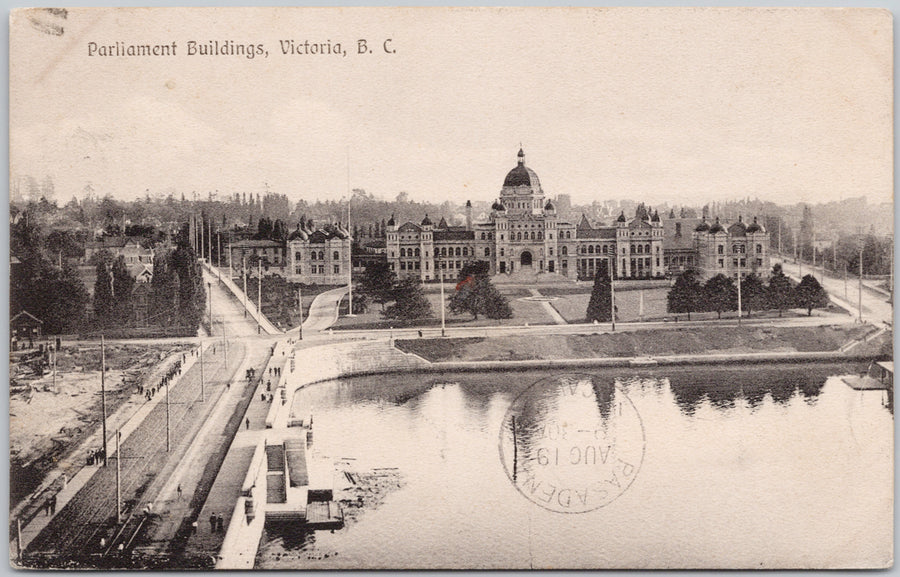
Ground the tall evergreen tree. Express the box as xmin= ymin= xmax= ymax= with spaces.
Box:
xmin=149 ymin=250 xmax=179 ymax=326
xmin=767 ymin=263 xmax=795 ymax=317
xmin=739 ymin=273 xmax=766 ymax=318
xmin=383 ymin=278 xmax=432 ymax=320
xmin=703 ymin=274 xmax=738 ymax=319
xmin=448 ymin=261 xmax=512 ymax=320
xmin=667 ymin=268 xmax=703 ymax=320
xmin=795 ymin=274 xmax=830 ymax=316
xmin=110 ymin=255 xmax=135 ymax=325
xmin=171 ymin=223 xmax=206 ymax=334
xmin=93 ymin=251 xmax=115 ymax=326
xmin=586 ymin=261 xmax=612 ymax=322
xmin=360 ymin=261 xmax=397 ymax=311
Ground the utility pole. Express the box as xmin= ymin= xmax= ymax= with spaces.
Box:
xmin=165 ymin=376 xmax=170 ymax=452
xmin=217 ymin=232 xmax=222 ymax=269
xmin=345 ymin=183 xmax=354 ymax=317
xmin=242 ymin=257 xmax=248 ymax=318
xmin=208 ymin=281 xmax=213 ymax=331
xmin=737 ymin=264 xmax=742 ymax=326
xmin=115 ymin=429 xmax=122 ymax=523
xmin=199 ymin=340 xmax=204 ymax=402
xmin=100 ymin=335 xmax=108 ymax=467
xmin=208 ymin=218 xmax=213 ymax=263
xmin=858 ymin=236 xmax=864 ymax=323
xmin=257 ymin=259 xmax=262 ymax=334
xmin=228 ymin=241 xmax=233 ymax=280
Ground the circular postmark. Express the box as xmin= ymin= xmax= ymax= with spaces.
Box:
xmin=498 ymin=373 xmax=645 ymax=513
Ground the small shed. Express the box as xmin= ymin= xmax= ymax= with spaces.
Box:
xmin=10 ymin=310 xmax=43 ymax=347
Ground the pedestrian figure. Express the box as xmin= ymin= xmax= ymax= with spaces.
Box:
xmin=266 ymin=381 xmax=271 ymax=392
xmin=50 ymin=494 xmax=57 ymax=514
xmin=210 ymin=513 xmax=217 ymax=532
xmin=216 ymin=515 xmax=224 ymax=533
xmin=177 ymin=484 xmax=183 ymax=500
xmin=261 ymin=393 xmax=266 ymax=401
xmin=191 ymin=520 xmax=198 ymax=535
xmin=245 ymin=417 xmax=250 ymax=430
xmin=100 ymin=537 xmax=106 ymax=549
xmin=45 ymin=500 xmax=51 ymax=516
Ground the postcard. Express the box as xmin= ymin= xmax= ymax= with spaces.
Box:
xmin=9 ymin=6 xmax=893 ymax=569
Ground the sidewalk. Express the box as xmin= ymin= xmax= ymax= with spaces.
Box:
xmin=181 ymin=340 xmax=287 ymax=564
xmin=203 ymin=264 xmax=280 ymax=335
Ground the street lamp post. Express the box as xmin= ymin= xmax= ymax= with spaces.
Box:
xmin=100 ymin=335 xmax=108 ymax=467
xmin=440 ymin=268 xmax=446 ymax=337
xmin=297 ymin=284 xmax=304 ymax=341
xmin=609 ymin=259 xmax=616 ymax=332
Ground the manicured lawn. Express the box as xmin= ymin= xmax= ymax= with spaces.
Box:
xmin=395 ymin=324 xmax=876 ymax=362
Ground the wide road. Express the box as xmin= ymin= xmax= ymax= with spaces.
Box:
xmin=24 ymin=338 xmax=250 ymax=561
xmin=773 ymin=256 xmax=893 ymax=326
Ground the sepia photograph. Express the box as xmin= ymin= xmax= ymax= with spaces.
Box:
xmin=8 ymin=6 xmax=894 ymax=569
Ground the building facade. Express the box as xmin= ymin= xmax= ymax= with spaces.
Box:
xmin=385 ymin=149 xmax=770 ymax=282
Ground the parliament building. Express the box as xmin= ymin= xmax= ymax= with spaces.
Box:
xmin=386 ymin=149 xmax=771 ymax=282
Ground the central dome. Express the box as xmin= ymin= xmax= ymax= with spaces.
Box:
xmin=503 ymin=148 xmax=541 ymax=189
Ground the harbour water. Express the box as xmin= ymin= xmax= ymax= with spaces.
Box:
xmin=257 ymin=363 xmax=893 ymax=569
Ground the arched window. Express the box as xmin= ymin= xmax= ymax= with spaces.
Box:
xmin=588 ymin=245 xmax=594 ymax=254
xmin=311 ymin=252 xmax=317 ymax=261
xmin=500 ymin=248 xmax=505 ymax=256
xmin=718 ymin=245 xmax=724 ymax=255
xmin=488 ymin=233 xmax=493 ymax=240
xmin=462 ymin=247 xmax=468 ymax=257
xmin=581 ymin=246 xmax=587 ymax=254
xmin=400 ymin=248 xmax=406 ymax=257
xmin=756 ymin=244 xmax=763 ymax=254
xmin=455 ymin=247 xmax=461 ymax=257
xmin=441 ymin=247 xmax=447 ymax=257
xmin=566 ymin=231 xmax=571 ymax=239
xmin=481 ymin=232 xmax=486 ymax=240
xmin=517 ymin=232 xmax=522 ymax=241
xmin=333 ymin=251 xmax=339 ymax=260
xmin=415 ymin=248 xmax=420 ymax=257
xmin=538 ymin=232 xmax=543 ymax=240
xmin=645 ymin=244 xmax=650 ymax=253
xmin=485 ymin=247 xmax=491 ymax=257
xmin=637 ymin=245 xmax=643 ymax=254
xmin=561 ymin=246 xmax=568 ymax=256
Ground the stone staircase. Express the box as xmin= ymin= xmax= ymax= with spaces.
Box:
xmin=493 ymin=269 xmax=574 ymax=285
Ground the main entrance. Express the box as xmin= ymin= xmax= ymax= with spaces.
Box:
xmin=520 ymin=251 xmax=533 ymax=267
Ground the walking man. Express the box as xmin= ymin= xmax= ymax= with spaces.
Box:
xmin=245 ymin=417 xmax=250 ymax=430
xmin=210 ymin=512 xmax=217 ymax=532
xmin=177 ymin=484 xmax=183 ymax=500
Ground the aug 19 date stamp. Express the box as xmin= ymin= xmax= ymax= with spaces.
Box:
xmin=498 ymin=373 xmax=645 ymax=513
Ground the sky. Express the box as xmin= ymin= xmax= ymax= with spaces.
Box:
xmin=9 ymin=7 xmax=893 ymax=207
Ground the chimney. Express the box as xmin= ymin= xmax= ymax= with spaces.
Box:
xmin=465 ymin=200 xmax=473 ymax=231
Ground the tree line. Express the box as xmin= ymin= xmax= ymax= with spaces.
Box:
xmin=12 ymin=213 xmax=206 ymax=336
xmin=666 ymin=264 xmax=829 ymax=320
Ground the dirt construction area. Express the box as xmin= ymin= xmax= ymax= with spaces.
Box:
xmin=10 ymin=342 xmax=193 ymax=511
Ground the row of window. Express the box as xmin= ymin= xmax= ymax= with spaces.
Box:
xmin=294 ymin=250 xmax=342 ymax=261
xmin=716 ymin=244 xmax=764 ymax=255
xmin=293 ymin=264 xmax=340 ymax=275
xmin=716 ymin=258 xmax=764 ymax=268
